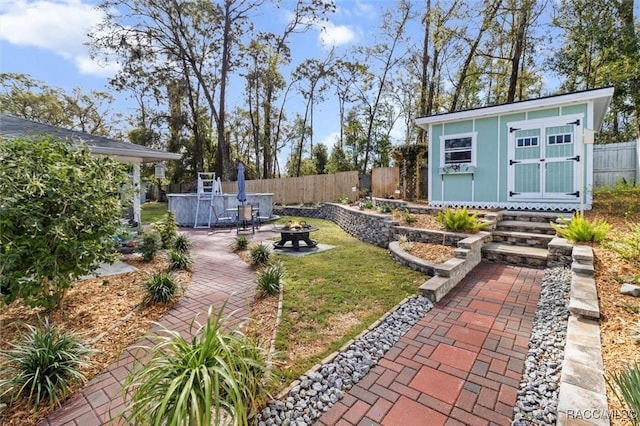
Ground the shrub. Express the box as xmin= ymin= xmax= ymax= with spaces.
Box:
xmin=593 ymin=180 xmax=640 ymax=219
xmin=604 ymin=223 xmax=640 ymax=260
xmin=168 ymin=249 xmax=192 ymax=271
xmin=0 ymin=318 xmax=94 ymax=409
xmin=606 ymin=362 xmax=640 ymax=425
xmin=140 ymin=231 xmax=162 ymax=261
xmin=235 ymin=235 xmax=249 ymax=251
xmin=550 ymin=213 xmax=610 ymax=242
xmin=257 ymin=263 xmax=284 ymax=298
xmin=250 ymin=244 xmax=271 ymax=266
xmin=173 ymin=234 xmax=192 ymax=254
xmin=436 ymin=207 xmax=488 ymax=232
xmin=396 ymin=234 xmax=413 ymax=251
xmin=153 ymin=211 xmax=178 ymax=249
xmin=402 ymin=208 xmax=416 ymax=224
xmin=337 ymin=195 xmax=350 ymax=204
xmin=378 ymin=204 xmax=393 ymax=214
xmin=142 ymin=272 xmax=179 ymax=305
xmin=0 ymin=136 xmax=129 ymax=309
xmin=119 ymin=304 xmax=270 ymax=425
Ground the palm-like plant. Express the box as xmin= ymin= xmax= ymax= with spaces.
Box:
xmin=119 ymin=304 xmax=270 ymax=425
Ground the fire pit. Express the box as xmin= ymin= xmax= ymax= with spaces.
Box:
xmin=273 ymin=221 xmax=318 ymax=251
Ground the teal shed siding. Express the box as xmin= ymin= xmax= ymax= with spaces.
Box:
xmin=421 ymin=90 xmax=609 ymax=211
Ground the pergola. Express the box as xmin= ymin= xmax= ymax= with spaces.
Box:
xmin=0 ymin=114 xmax=181 ymax=224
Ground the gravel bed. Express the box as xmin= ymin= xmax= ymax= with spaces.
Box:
xmin=257 ymin=296 xmax=434 ymax=426
xmin=512 ymin=266 xmax=571 ymax=425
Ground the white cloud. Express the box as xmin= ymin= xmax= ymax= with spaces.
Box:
xmin=318 ymin=21 xmax=357 ymax=48
xmin=0 ymin=0 xmax=116 ymax=77
xmin=317 ymin=130 xmax=341 ymax=149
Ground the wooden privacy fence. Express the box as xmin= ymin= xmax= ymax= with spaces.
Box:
xmin=372 ymin=167 xmax=400 ymax=198
xmin=593 ymin=139 xmax=640 ymax=186
xmin=220 ymin=171 xmax=360 ymax=204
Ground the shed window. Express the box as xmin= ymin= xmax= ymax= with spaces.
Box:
xmin=441 ymin=134 xmax=475 ymax=165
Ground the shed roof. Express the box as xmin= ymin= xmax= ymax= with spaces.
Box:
xmin=415 ymin=86 xmax=615 ymax=130
xmin=0 ymin=114 xmax=181 ymax=162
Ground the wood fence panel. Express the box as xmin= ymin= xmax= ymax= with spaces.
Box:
xmin=372 ymin=167 xmax=399 ymax=198
xmin=219 ymin=171 xmax=359 ymax=204
xmin=593 ymin=139 xmax=640 ymax=186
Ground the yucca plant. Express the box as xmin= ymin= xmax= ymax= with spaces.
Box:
xmin=173 ymin=234 xmax=192 ymax=254
xmin=0 ymin=318 xmax=94 ymax=410
xmin=140 ymin=231 xmax=162 ymax=261
xmin=436 ymin=207 xmax=488 ymax=232
xmin=257 ymin=263 xmax=284 ymax=298
xmin=142 ymin=272 xmax=179 ymax=305
xmin=250 ymin=244 xmax=271 ymax=266
xmin=119 ymin=304 xmax=270 ymax=425
xmin=606 ymin=362 xmax=640 ymax=425
xmin=550 ymin=213 xmax=610 ymax=242
xmin=168 ymin=249 xmax=192 ymax=271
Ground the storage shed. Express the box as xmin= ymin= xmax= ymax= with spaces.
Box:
xmin=415 ymin=87 xmax=614 ymax=211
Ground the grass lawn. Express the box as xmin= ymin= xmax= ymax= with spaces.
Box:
xmin=141 ymin=201 xmax=168 ymax=224
xmin=267 ymin=216 xmax=426 ymax=389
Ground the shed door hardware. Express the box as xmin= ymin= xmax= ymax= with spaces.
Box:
xmin=566 ymin=155 xmax=580 ymax=162
xmin=509 ymin=191 xmax=521 ymax=196
xmin=509 ymin=159 xmax=521 ymax=165
xmin=566 ymin=191 xmax=580 ymax=197
xmin=566 ymin=119 xmax=580 ymax=126
xmin=509 ymin=127 xmax=521 ymax=133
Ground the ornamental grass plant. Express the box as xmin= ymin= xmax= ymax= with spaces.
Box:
xmin=119 ymin=304 xmax=270 ymax=426
xmin=0 ymin=318 xmax=94 ymax=410
xmin=551 ymin=212 xmax=610 ymax=242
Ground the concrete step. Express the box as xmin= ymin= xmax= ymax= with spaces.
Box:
xmin=490 ymin=230 xmax=554 ymax=249
xmin=499 ymin=210 xmax=572 ymax=223
xmin=496 ymin=220 xmax=557 ymax=235
xmin=482 ymin=242 xmax=548 ymax=268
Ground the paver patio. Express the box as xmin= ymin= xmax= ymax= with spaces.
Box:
xmin=41 ymin=226 xmax=544 ymax=425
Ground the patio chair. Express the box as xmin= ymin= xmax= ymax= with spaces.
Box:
xmin=211 ymin=205 xmax=234 ymax=232
xmin=237 ymin=204 xmax=256 ymax=235
xmin=251 ymin=203 xmax=271 ymax=228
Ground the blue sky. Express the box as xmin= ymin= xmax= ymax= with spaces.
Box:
xmin=0 ymin=0 xmax=402 ymax=152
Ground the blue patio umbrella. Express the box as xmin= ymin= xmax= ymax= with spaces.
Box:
xmin=237 ymin=162 xmax=247 ymax=204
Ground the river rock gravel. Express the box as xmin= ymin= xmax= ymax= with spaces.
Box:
xmin=512 ymin=267 xmax=571 ymax=425
xmin=257 ymin=295 xmax=434 ymax=426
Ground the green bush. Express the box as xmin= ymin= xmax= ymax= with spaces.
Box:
xmin=378 ymin=204 xmax=393 ymax=214
xmin=337 ymin=195 xmax=350 ymax=204
xmin=235 ymin=235 xmax=249 ymax=251
xmin=604 ymin=223 xmax=640 ymax=260
xmin=173 ymin=234 xmax=192 ymax=254
xmin=257 ymin=263 xmax=284 ymax=298
xmin=119 ymin=304 xmax=270 ymax=425
xmin=142 ymin=272 xmax=179 ymax=305
xmin=0 ymin=136 xmax=129 ymax=309
xmin=0 ymin=318 xmax=94 ymax=409
xmin=153 ymin=211 xmax=178 ymax=249
xmin=606 ymin=362 xmax=640 ymax=425
xmin=402 ymin=208 xmax=416 ymax=224
xmin=436 ymin=207 xmax=488 ymax=232
xmin=593 ymin=180 xmax=640 ymax=219
xmin=250 ymin=244 xmax=271 ymax=266
xmin=168 ymin=249 xmax=192 ymax=271
xmin=550 ymin=213 xmax=610 ymax=242
xmin=140 ymin=231 xmax=162 ymax=261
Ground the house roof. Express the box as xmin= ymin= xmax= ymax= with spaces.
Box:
xmin=415 ymin=86 xmax=615 ymax=130
xmin=0 ymin=114 xmax=181 ymax=162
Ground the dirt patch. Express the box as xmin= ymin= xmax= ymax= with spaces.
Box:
xmin=0 ymin=253 xmax=191 ymax=426
xmin=405 ymin=242 xmax=456 ymax=263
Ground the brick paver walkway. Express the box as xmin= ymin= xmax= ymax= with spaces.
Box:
xmin=42 ymin=227 xmax=544 ymax=426
xmin=41 ymin=227 xmax=269 ymax=425
xmin=316 ymin=263 xmax=544 ymax=426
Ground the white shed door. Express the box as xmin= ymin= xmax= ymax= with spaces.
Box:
xmin=508 ymin=116 xmax=582 ymax=201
